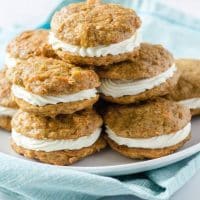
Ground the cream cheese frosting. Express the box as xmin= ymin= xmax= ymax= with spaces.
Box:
xmin=12 ymin=128 xmax=101 ymax=152
xmin=0 ymin=105 xmax=17 ymax=117
xmin=179 ymin=98 xmax=200 ymax=109
xmin=99 ymin=64 xmax=177 ymax=98
xmin=5 ymin=53 xmax=21 ymax=68
xmin=12 ymin=85 xmax=97 ymax=106
xmin=106 ymin=123 xmax=191 ymax=149
xmin=48 ymin=31 xmax=141 ymax=57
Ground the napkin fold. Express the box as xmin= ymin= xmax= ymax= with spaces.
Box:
xmin=0 ymin=0 xmax=200 ymax=200
xmin=0 ymin=153 xmax=200 ymax=200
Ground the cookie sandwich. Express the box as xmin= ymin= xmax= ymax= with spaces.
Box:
xmin=104 ymin=98 xmax=191 ymax=159
xmin=49 ymin=0 xmax=141 ymax=66
xmin=98 ymin=43 xmax=179 ymax=104
xmin=9 ymin=57 xmax=100 ymax=116
xmin=0 ymin=69 xmax=18 ymax=131
xmin=5 ymin=29 xmax=56 ymax=69
xmin=168 ymin=59 xmax=200 ymax=116
xmin=11 ymin=109 xmax=106 ymax=165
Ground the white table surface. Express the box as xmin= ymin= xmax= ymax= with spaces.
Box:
xmin=0 ymin=0 xmax=200 ymax=199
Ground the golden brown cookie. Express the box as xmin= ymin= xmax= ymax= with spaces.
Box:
xmin=106 ymin=134 xmax=191 ymax=159
xmin=98 ymin=43 xmax=179 ymax=104
xmin=167 ymin=59 xmax=200 ymax=116
xmin=104 ymin=98 xmax=191 ymax=159
xmin=11 ymin=109 xmax=106 ymax=165
xmin=49 ymin=0 xmax=141 ymax=66
xmin=8 ymin=57 xmax=100 ymax=116
xmin=6 ymin=30 xmax=57 ymax=68
xmin=12 ymin=109 xmax=103 ymax=139
xmin=11 ymin=137 xmax=106 ymax=165
xmin=0 ymin=69 xmax=18 ymax=131
xmin=97 ymin=43 xmax=174 ymax=80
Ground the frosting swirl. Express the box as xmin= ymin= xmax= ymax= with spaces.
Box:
xmin=49 ymin=31 xmax=141 ymax=57
xmin=12 ymin=85 xmax=97 ymax=106
xmin=99 ymin=64 xmax=176 ymax=98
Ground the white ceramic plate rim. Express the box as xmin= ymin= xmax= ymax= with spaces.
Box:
xmin=1 ymin=141 xmax=200 ymax=176
xmin=67 ymin=142 xmax=200 ymax=175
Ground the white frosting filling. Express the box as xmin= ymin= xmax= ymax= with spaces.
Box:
xmin=106 ymin=123 xmax=191 ymax=149
xmin=12 ymin=85 xmax=97 ymax=106
xmin=48 ymin=31 xmax=141 ymax=57
xmin=179 ymin=98 xmax=200 ymax=109
xmin=0 ymin=105 xmax=17 ymax=117
xmin=5 ymin=53 xmax=20 ymax=68
xmin=99 ymin=64 xmax=177 ymax=98
xmin=12 ymin=128 xmax=101 ymax=152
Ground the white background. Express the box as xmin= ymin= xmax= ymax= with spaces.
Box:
xmin=0 ymin=0 xmax=199 ymax=200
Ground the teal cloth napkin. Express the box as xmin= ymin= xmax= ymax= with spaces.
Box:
xmin=0 ymin=152 xmax=200 ymax=200
xmin=0 ymin=0 xmax=200 ymax=200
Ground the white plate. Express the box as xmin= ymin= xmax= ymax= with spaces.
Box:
xmin=0 ymin=116 xmax=200 ymax=176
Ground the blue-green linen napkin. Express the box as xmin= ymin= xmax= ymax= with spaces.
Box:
xmin=0 ymin=0 xmax=200 ymax=200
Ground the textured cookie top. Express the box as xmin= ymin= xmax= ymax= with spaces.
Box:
xmin=8 ymin=57 xmax=100 ymax=95
xmin=7 ymin=30 xmax=56 ymax=59
xmin=104 ymin=98 xmax=191 ymax=138
xmin=12 ymin=109 xmax=103 ymax=139
xmin=169 ymin=59 xmax=200 ymax=100
xmin=51 ymin=1 xmax=141 ymax=47
xmin=0 ymin=69 xmax=18 ymax=108
xmin=97 ymin=43 xmax=174 ymax=80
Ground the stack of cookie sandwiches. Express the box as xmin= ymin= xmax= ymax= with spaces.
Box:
xmin=8 ymin=57 xmax=106 ymax=165
xmin=99 ymin=44 xmax=192 ymax=159
xmin=48 ymin=0 xmax=192 ymax=160
xmin=5 ymin=16 xmax=106 ymax=164
xmin=3 ymin=0 xmax=193 ymax=164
